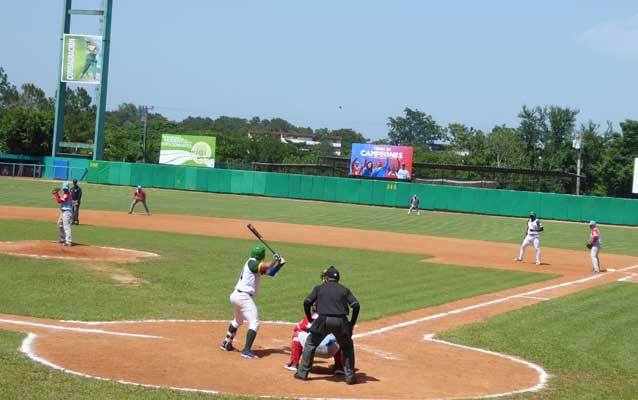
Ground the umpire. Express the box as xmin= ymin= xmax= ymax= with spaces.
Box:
xmin=294 ymin=266 xmax=360 ymax=385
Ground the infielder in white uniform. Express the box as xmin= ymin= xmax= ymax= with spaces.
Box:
xmin=219 ymin=244 xmax=286 ymax=359
xmin=515 ymin=211 xmax=544 ymax=265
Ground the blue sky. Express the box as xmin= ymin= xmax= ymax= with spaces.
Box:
xmin=2 ymin=0 xmax=638 ymax=139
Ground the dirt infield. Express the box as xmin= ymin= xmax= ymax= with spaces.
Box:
xmin=1 ymin=206 xmax=638 ymax=399
xmin=0 ymin=240 xmax=158 ymax=264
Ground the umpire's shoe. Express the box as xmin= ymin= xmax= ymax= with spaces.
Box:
xmin=293 ymin=372 xmax=308 ymax=381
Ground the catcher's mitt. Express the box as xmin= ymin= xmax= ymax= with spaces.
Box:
xmin=51 ymin=188 xmax=60 ymax=194
xmin=586 ymin=243 xmax=593 ymax=249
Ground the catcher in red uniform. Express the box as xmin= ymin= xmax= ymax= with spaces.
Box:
xmin=284 ymin=305 xmax=345 ymax=374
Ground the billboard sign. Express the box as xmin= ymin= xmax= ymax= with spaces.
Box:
xmin=633 ymin=158 xmax=638 ymax=194
xmin=349 ymin=143 xmax=414 ymax=180
xmin=159 ymin=134 xmax=216 ymax=167
xmin=61 ymin=34 xmax=103 ymax=84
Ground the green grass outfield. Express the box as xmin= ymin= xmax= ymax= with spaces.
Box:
xmin=0 ymin=219 xmax=551 ymax=399
xmin=1 ymin=178 xmax=637 ymax=255
xmin=440 ymin=282 xmax=638 ymax=399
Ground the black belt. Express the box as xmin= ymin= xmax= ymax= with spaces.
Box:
xmin=321 ymin=314 xmax=347 ymax=318
xmin=236 ymin=289 xmax=253 ymax=297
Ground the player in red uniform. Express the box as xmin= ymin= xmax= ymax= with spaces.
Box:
xmin=284 ymin=305 xmax=344 ymax=374
xmin=128 ymin=185 xmax=151 ymax=215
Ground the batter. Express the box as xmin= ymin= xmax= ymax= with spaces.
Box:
xmin=219 ymin=244 xmax=286 ymax=359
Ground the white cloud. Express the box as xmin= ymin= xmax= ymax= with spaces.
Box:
xmin=579 ymin=14 xmax=638 ymax=58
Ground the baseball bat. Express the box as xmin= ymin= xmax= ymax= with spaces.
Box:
xmin=246 ymin=224 xmax=277 ymax=254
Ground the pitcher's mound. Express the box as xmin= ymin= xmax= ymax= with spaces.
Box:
xmin=0 ymin=240 xmax=158 ymax=263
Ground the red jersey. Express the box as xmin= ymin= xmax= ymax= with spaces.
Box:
xmin=54 ymin=191 xmax=72 ymax=204
xmin=291 ymin=312 xmax=319 ymax=340
xmin=590 ymin=227 xmax=600 ymax=244
xmin=133 ymin=189 xmax=146 ymax=200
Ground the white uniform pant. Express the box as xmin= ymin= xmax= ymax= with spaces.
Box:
xmin=590 ymin=245 xmax=601 ymax=271
xmin=519 ymin=235 xmax=541 ymax=263
xmin=57 ymin=210 xmax=73 ymax=244
xmin=229 ymin=291 xmax=259 ymax=332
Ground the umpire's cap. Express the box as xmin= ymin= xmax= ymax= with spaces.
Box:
xmin=324 ymin=265 xmax=340 ymax=281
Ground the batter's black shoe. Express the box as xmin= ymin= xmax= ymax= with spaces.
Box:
xmin=219 ymin=341 xmax=234 ymax=352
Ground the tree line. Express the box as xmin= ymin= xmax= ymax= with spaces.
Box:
xmin=1 ymin=67 xmax=636 ymax=197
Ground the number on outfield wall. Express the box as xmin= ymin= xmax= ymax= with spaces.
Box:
xmin=386 ymin=183 xmax=397 ymax=191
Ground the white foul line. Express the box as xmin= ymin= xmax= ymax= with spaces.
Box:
xmin=515 ymin=295 xmax=550 ymax=301
xmin=424 ymin=334 xmax=548 ymax=398
xmin=0 ymin=319 xmax=162 ymax=339
xmin=352 ymin=267 xmax=638 ymax=339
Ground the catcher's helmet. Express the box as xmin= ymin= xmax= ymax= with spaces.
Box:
xmin=324 ymin=266 xmax=340 ymax=281
xmin=251 ymin=244 xmax=266 ymax=260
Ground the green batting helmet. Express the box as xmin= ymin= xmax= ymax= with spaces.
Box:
xmin=251 ymin=245 xmax=266 ymax=260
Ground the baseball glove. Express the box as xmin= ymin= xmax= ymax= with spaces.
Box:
xmin=51 ymin=188 xmax=60 ymax=194
xmin=586 ymin=243 xmax=593 ymax=249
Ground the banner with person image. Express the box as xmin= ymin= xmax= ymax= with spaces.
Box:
xmin=349 ymin=143 xmax=414 ymax=181
xmin=61 ymin=34 xmax=103 ymax=84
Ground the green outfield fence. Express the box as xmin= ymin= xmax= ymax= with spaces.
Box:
xmin=83 ymin=160 xmax=638 ymax=226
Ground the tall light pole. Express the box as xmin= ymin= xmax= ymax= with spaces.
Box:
xmin=573 ymin=130 xmax=584 ymax=195
xmin=142 ymin=105 xmax=154 ymax=163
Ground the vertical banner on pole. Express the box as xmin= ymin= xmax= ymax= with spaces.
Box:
xmin=633 ymin=158 xmax=638 ymax=194
xmin=61 ymin=34 xmax=103 ymax=84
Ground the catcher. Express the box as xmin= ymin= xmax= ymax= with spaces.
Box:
xmin=586 ymin=221 xmax=602 ymax=273
xmin=284 ymin=272 xmax=345 ymax=373
xmin=52 ymin=183 xmax=73 ymax=246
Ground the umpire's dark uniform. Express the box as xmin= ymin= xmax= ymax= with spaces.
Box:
xmin=294 ymin=266 xmax=360 ymax=385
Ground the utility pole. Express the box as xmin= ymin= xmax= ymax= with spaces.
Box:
xmin=573 ymin=130 xmax=584 ymax=195
xmin=142 ymin=105 xmax=154 ymax=163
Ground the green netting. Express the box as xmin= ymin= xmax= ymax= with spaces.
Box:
xmin=264 ymin=173 xmax=290 ymax=197
xmin=371 ymin=180 xmax=386 ymax=206
xmin=195 ymin=168 xmax=208 ymax=192
xmin=357 ymin=180 xmax=373 ymax=205
xmin=152 ymin=165 xmax=176 ymax=189
xmin=382 ymin=181 xmax=398 ymax=206
xmin=252 ymin=171 xmax=267 ymax=195
xmin=299 ymin=176 xmax=314 ymax=200
xmin=174 ymin=167 xmax=187 ymax=190
xmin=323 ymin=177 xmax=337 ymax=202
xmin=311 ymin=176 xmax=326 ymax=200
xmin=229 ymin=170 xmax=248 ymax=194
xmin=335 ymin=178 xmax=360 ymax=204
xmin=184 ymin=168 xmax=199 ymax=191
xmin=81 ymin=160 xmax=638 ymax=225
xmin=288 ymin=175 xmax=302 ymax=199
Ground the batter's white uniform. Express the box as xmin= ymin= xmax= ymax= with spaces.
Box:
xmin=229 ymin=257 xmax=262 ymax=332
xmin=517 ymin=218 xmax=542 ymax=264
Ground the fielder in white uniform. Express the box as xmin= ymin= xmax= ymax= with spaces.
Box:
xmin=515 ymin=211 xmax=543 ymax=265
xmin=219 ymin=244 xmax=286 ymax=359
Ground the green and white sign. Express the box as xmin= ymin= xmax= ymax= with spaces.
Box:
xmin=159 ymin=134 xmax=217 ymax=167
xmin=61 ymin=34 xmax=102 ymax=84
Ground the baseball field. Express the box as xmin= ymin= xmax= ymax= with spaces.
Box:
xmin=1 ymin=178 xmax=637 ymax=399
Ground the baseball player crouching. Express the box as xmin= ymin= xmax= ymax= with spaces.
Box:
xmin=515 ymin=211 xmax=543 ymax=265
xmin=284 ymin=304 xmax=344 ymax=374
xmin=219 ymin=245 xmax=286 ymax=359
